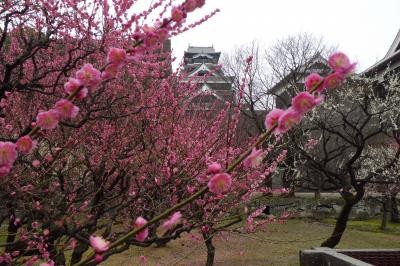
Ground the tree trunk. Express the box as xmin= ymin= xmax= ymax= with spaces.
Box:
xmin=70 ymin=242 xmax=89 ymax=265
xmin=202 ymin=231 xmax=215 ymax=266
xmin=5 ymin=219 xmax=18 ymax=252
xmin=52 ymin=249 xmax=66 ymax=265
xmin=381 ymin=197 xmax=390 ymax=230
xmin=321 ymin=190 xmax=363 ymax=248
xmin=390 ymin=196 xmax=399 ymax=223
xmin=314 ymin=190 xmax=321 ymax=205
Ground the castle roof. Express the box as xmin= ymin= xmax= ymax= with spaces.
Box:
xmin=363 ymin=29 xmax=400 ymax=76
xmin=186 ymin=46 xmax=216 ymax=54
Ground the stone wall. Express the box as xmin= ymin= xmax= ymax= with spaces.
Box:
xmin=255 ymin=193 xmax=386 ymax=220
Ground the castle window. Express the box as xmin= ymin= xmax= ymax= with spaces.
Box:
xmin=197 ymin=70 xmax=208 ymax=76
xmin=374 ymin=83 xmax=387 ymax=99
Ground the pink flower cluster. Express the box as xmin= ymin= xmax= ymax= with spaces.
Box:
xmin=36 ymin=61 xmax=110 ymax=132
xmin=305 ymin=52 xmax=356 ymax=93
xmin=1 ymin=0 xmax=209 ymax=180
xmin=36 ymin=99 xmax=79 ymax=130
xmin=89 ymin=235 xmax=110 ymax=263
xmin=265 ymin=52 xmax=355 ymax=134
xmin=170 ymin=0 xmax=206 ymax=24
xmin=16 ymin=136 xmax=37 ymax=155
xmin=243 ymin=148 xmax=264 ymax=169
xmin=206 ymin=162 xmax=232 ymax=193
xmin=0 ymin=137 xmax=37 ymax=177
xmin=75 ymin=63 xmax=101 ymax=88
xmin=36 ymin=63 xmax=103 ymax=132
xmin=0 ymin=142 xmax=17 ymax=177
xmin=208 ymin=173 xmax=232 ymax=194
xmin=134 ymin=217 xmax=149 ymax=242
xmin=1 ymin=61 xmax=105 ymax=177
xmin=161 ymin=211 xmax=182 ymax=230
xmin=102 ymin=48 xmax=128 ymax=79
xmin=64 ymin=78 xmax=87 ymax=100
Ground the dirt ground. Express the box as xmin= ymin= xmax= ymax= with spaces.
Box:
xmin=102 ymin=219 xmax=400 ymax=266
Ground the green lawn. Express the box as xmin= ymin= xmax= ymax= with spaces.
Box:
xmin=324 ymin=218 xmax=400 ymax=235
xmin=102 ymin=219 xmax=400 ymax=266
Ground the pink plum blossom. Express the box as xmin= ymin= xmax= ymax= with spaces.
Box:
xmin=161 ymin=211 xmax=182 ymax=230
xmin=304 ymin=73 xmax=325 ymax=93
xmin=31 ymin=221 xmax=39 ymax=228
xmin=144 ymin=32 xmax=159 ymax=47
xmin=207 ymin=162 xmax=222 ymax=174
xmin=0 ymin=142 xmax=17 ymax=167
xmin=265 ymin=108 xmax=285 ymax=133
xmin=75 ymin=63 xmax=101 ymax=88
xmin=277 ymin=108 xmax=302 ymax=133
xmin=0 ymin=99 xmax=7 ymax=108
xmin=243 ymin=148 xmax=264 ymax=168
xmin=89 ymin=235 xmax=110 ymax=253
xmin=16 ymin=135 xmax=36 ymax=155
xmin=36 ymin=110 xmax=60 ymax=130
xmin=0 ymin=165 xmax=11 ymax=177
xmin=323 ymin=72 xmax=345 ymax=89
xmin=0 ymin=253 xmax=12 ymax=264
xmin=64 ymin=78 xmax=87 ymax=99
xmin=184 ymin=0 xmax=198 ymax=12
xmin=32 ymin=160 xmax=41 ymax=168
xmin=291 ymin=92 xmax=323 ymax=114
xmin=139 ymin=255 xmax=147 ymax=263
xmin=171 ymin=7 xmax=185 ymax=23
xmin=70 ymin=238 xmax=77 ymax=249
xmin=101 ymin=63 xmax=120 ymax=80
xmin=328 ymin=52 xmax=356 ymax=75
xmin=54 ymin=99 xmax=79 ymax=119
xmin=208 ymin=173 xmax=232 ymax=194
xmin=196 ymin=0 xmax=206 ymax=8
xmin=39 ymin=261 xmax=55 ymax=266
xmin=95 ymin=254 xmax=103 ymax=263
xmin=44 ymin=154 xmax=53 ymax=162
xmin=107 ymin=48 xmax=127 ymax=66
xmin=25 ymin=256 xmax=38 ymax=266
xmin=134 ymin=217 xmax=149 ymax=242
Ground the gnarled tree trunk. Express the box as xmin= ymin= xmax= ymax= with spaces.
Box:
xmin=202 ymin=231 xmax=215 ymax=266
xmin=391 ymin=195 xmax=399 ymax=223
xmin=321 ymin=190 xmax=364 ymax=248
xmin=381 ymin=197 xmax=391 ymax=230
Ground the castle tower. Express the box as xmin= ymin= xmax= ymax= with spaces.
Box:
xmin=183 ymin=46 xmax=234 ymax=108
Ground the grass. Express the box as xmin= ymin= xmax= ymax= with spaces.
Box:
xmin=324 ymin=218 xmax=400 ymax=235
xmin=102 ymin=219 xmax=400 ymax=266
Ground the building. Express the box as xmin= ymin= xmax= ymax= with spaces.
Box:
xmin=268 ymin=54 xmax=330 ymax=109
xmin=183 ymin=45 xmax=235 ymax=109
xmin=363 ymin=29 xmax=400 ymax=79
xmin=362 ymin=29 xmax=400 ymax=98
xmin=182 ymin=45 xmax=266 ymax=141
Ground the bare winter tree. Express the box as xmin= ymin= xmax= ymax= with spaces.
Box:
xmin=222 ymin=41 xmax=271 ymax=136
xmin=266 ymin=33 xmax=335 ymax=103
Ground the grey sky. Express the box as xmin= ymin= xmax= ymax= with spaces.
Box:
xmin=171 ymin=0 xmax=400 ymax=72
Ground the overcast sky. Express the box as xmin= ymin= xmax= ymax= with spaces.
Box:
xmin=169 ymin=0 xmax=400 ymax=72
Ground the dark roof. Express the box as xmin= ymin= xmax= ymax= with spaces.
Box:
xmin=268 ymin=55 xmax=329 ymax=95
xmin=186 ymin=46 xmax=216 ymax=54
